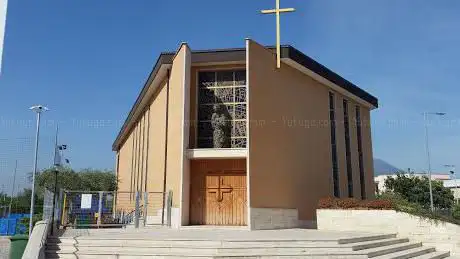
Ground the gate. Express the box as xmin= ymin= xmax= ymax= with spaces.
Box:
xmin=59 ymin=190 xmax=172 ymax=228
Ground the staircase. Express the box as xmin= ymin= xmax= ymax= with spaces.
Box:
xmin=45 ymin=228 xmax=454 ymax=259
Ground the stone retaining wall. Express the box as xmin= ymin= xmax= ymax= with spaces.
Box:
xmin=250 ymin=208 xmax=317 ymax=230
xmin=317 ymin=209 xmax=460 ymax=255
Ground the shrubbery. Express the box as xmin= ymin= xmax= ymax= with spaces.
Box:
xmin=452 ymin=204 xmax=460 ymax=220
xmin=318 ymin=192 xmax=460 ymax=225
xmin=318 ymin=197 xmax=394 ymax=210
xmin=384 ymin=173 xmax=454 ymax=210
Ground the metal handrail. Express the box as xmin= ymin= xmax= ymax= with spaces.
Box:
xmin=57 ymin=190 xmax=171 ymax=228
xmin=122 ymin=204 xmax=143 ymax=225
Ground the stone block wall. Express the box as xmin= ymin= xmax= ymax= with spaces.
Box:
xmin=250 ymin=208 xmax=301 ymax=230
xmin=317 ymin=209 xmax=460 ymax=255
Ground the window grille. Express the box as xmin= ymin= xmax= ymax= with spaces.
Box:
xmin=197 ymin=70 xmax=247 ymax=148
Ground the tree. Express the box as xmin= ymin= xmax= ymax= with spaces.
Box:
xmin=35 ymin=167 xmax=117 ymax=194
xmin=79 ymin=169 xmax=117 ymax=191
xmin=35 ymin=167 xmax=81 ymax=196
xmin=385 ymin=173 xmax=454 ymax=209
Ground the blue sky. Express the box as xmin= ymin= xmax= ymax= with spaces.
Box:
xmin=0 ymin=0 xmax=459 ymax=192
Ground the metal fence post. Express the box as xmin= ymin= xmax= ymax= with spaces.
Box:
xmin=167 ymin=190 xmax=172 ymax=227
xmin=112 ymin=191 xmax=117 ymax=217
xmin=97 ymin=191 xmax=103 ymax=228
xmin=57 ymin=189 xmax=63 ymax=226
xmin=143 ymin=192 xmax=148 ymax=227
xmin=134 ymin=191 xmax=140 ymax=229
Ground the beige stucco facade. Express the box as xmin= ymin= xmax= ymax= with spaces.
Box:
xmin=248 ymin=40 xmax=332 ymax=223
xmin=113 ymin=39 xmax=377 ymax=229
xmin=246 ymin=40 xmax=374 ymax=225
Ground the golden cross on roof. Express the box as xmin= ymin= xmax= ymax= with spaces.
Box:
xmin=261 ymin=0 xmax=295 ymax=68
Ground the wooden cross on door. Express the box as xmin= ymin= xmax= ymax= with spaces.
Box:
xmin=208 ymin=176 xmax=233 ymax=202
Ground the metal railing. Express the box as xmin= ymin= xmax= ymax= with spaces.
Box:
xmin=58 ymin=190 xmax=172 ymax=228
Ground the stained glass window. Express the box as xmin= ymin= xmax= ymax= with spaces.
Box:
xmin=197 ymin=70 xmax=247 ymax=148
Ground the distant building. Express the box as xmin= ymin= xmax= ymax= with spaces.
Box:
xmin=375 ymin=173 xmax=450 ymax=194
xmin=443 ymin=180 xmax=460 ymax=202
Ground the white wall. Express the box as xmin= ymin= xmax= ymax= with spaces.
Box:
xmin=317 ymin=209 xmax=460 ymax=255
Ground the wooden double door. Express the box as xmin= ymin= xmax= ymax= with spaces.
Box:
xmin=190 ymin=170 xmax=247 ymax=225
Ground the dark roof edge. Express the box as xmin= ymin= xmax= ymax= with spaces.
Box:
xmin=281 ymin=46 xmax=379 ymax=108
xmin=113 ymin=45 xmax=379 ymax=151
xmin=112 ymin=53 xmax=174 ymax=151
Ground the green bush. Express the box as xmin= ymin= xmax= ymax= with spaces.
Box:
xmin=19 ymin=213 xmax=42 ymax=235
xmin=318 ymin=192 xmax=460 ymax=225
xmin=377 ymin=192 xmax=460 ymax=225
xmin=452 ymin=204 xmax=460 ymax=220
xmin=317 ymin=197 xmax=393 ymax=210
xmin=384 ymin=173 xmax=454 ymax=210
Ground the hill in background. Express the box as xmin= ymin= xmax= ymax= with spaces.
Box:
xmin=374 ymin=158 xmax=401 ymax=176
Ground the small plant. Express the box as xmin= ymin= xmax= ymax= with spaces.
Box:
xmin=19 ymin=214 xmax=42 ymax=234
xmin=317 ymin=197 xmax=393 ymax=210
xmin=318 ymin=197 xmax=335 ymax=209
xmin=364 ymin=199 xmax=394 ymax=210
xmin=336 ymin=198 xmax=360 ymax=209
xmin=319 ymin=192 xmax=460 ymax=226
xmin=452 ymin=204 xmax=460 ymax=220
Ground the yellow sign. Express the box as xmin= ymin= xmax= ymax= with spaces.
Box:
xmin=261 ymin=0 xmax=295 ymax=69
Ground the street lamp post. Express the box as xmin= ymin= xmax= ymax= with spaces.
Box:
xmin=29 ymin=105 xmax=48 ymax=235
xmin=423 ymin=112 xmax=445 ymax=212
xmin=444 ymin=164 xmax=457 ymax=203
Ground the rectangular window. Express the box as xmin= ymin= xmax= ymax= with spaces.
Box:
xmin=329 ymin=93 xmax=339 ymax=197
xmin=343 ymin=99 xmax=353 ymax=197
xmin=197 ymin=70 xmax=247 ymax=148
xmin=356 ymin=106 xmax=366 ymax=199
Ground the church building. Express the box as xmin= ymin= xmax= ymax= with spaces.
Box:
xmin=112 ymin=39 xmax=378 ymax=229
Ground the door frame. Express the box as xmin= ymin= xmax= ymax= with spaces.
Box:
xmin=189 ymin=169 xmax=247 ymax=226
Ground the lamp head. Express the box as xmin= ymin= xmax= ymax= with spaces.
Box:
xmin=435 ymin=112 xmax=446 ymax=116
xmin=29 ymin=105 xmax=49 ymax=113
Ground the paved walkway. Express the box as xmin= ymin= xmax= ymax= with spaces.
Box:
xmin=0 ymin=238 xmax=9 ymax=259
xmin=54 ymin=227 xmax=382 ymax=241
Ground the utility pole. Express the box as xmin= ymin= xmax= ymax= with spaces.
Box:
xmin=8 ymin=160 xmax=17 ymax=217
xmin=29 ymin=105 xmax=48 ymax=236
xmin=423 ymin=111 xmax=446 ymax=212
xmin=51 ymin=124 xmax=67 ymax=235
xmin=51 ymin=125 xmax=59 ymax=235
xmin=445 ymin=165 xmax=457 ymax=204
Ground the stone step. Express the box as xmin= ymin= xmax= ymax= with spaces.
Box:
xmin=338 ymin=233 xmax=397 ymax=244
xmin=359 ymin=241 xmax=422 ymax=257
xmin=47 ymin=237 xmax=408 ymax=251
xmin=46 ymin=254 xmax=366 ymax=259
xmin=351 ymin=238 xmax=410 ymax=251
xmin=371 ymin=246 xmax=436 ymax=259
xmin=45 ymin=246 xmax=359 ymax=256
xmin=47 ymin=233 xmax=397 ymax=245
xmin=411 ymin=251 xmax=451 ymax=259
xmin=47 ymin=239 xmax=341 ymax=247
xmin=46 ymin=244 xmax=350 ymax=251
